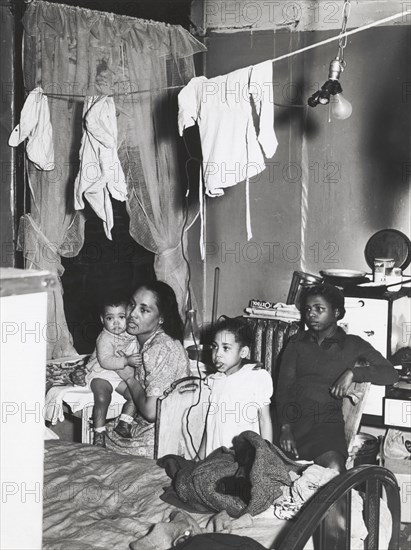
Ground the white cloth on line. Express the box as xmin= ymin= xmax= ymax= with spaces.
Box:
xmin=8 ymin=87 xmax=54 ymax=170
xmin=178 ymin=60 xmax=277 ymax=243
xmin=44 ymin=384 xmax=126 ymax=425
xmin=74 ymin=95 xmax=127 ymax=240
xmin=178 ymin=60 xmax=277 ymax=197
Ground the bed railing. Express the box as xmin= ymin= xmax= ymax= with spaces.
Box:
xmin=276 ymin=465 xmax=401 ymax=550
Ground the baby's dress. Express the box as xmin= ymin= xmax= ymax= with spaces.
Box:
xmin=85 ymin=328 xmax=138 ymax=390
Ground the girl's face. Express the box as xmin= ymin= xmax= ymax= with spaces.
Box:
xmin=304 ymin=294 xmax=339 ymax=334
xmin=211 ymin=330 xmax=249 ymax=376
xmin=126 ymin=287 xmax=163 ymax=344
xmin=101 ymin=305 xmax=127 ymax=335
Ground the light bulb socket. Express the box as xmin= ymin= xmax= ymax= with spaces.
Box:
xmin=328 ymin=58 xmax=345 ymax=81
xmin=307 ymin=79 xmax=342 ymax=107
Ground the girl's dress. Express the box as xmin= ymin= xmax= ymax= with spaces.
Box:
xmin=204 ymin=363 xmax=273 ymax=456
xmin=85 ymin=328 xmax=138 ymax=390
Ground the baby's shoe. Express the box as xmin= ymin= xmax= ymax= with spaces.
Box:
xmin=114 ymin=420 xmax=132 ymax=439
xmin=93 ymin=431 xmax=106 ymax=448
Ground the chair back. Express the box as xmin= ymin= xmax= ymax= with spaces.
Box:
xmin=342 ymin=382 xmax=371 ymax=467
xmin=154 ymin=376 xmax=211 ymax=460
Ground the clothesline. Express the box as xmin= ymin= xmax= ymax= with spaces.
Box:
xmin=269 ymin=9 xmax=411 ymax=64
xmin=26 ymin=9 xmax=410 ymax=100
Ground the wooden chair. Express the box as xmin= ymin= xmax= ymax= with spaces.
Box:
xmin=343 ymin=382 xmax=372 ymax=469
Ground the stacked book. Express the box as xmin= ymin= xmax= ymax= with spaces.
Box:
xmin=244 ymin=299 xmax=301 ymax=323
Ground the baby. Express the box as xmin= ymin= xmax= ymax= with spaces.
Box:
xmin=86 ymin=297 xmax=142 ymax=447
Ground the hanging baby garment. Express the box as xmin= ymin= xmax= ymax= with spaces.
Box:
xmin=74 ymin=95 xmax=127 ymax=240
xmin=8 ymin=87 xmax=54 ymax=170
xmin=178 ymin=60 xmax=278 ymax=197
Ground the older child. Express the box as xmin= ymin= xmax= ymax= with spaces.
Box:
xmin=276 ymin=283 xmax=398 ymax=473
xmin=200 ymin=318 xmax=273 ymax=458
xmin=86 ymin=297 xmax=142 ymax=447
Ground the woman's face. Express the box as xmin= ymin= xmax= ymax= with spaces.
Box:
xmin=304 ymin=294 xmax=339 ymax=334
xmin=126 ymin=287 xmax=163 ymax=344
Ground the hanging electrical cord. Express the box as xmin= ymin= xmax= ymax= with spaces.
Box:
xmin=307 ymin=0 xmax=353 ymax=118
xmin=180 ymin=131 xmax=209 ymax=460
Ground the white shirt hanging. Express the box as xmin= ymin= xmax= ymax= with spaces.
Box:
xmin=74 ymin=96 xmax=127 ymax=240
xmin=8 ymin=87 xmax=54 ymax=170
xmin=178 ymin=60 xmax=277 ymax=241
xmin=178 ymin=60 xmax=278 ymax=196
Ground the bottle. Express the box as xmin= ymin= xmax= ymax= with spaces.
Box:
xmin=183 ymin=309 xmax=200 ymax=352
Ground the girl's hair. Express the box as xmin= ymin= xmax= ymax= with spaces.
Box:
xmin=212 ymin=317 xmax=252 ymax=348
xmin=139 ymin=281 xmax=184 ymax=342
xmin=300 ymin=283 xmax=346 ymax=320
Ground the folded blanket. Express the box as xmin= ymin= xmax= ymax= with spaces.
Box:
xmin=159 ymin=431 xmax=303 ymax=518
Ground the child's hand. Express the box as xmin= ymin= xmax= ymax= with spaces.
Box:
xmin=279 ymin=424 xmax=299 ymax=459
xmin=117 ymin=365 xmax=137 ymax=382
xmin=330 ymin=368 xmax=354 ymax=399
xmin=127 ymin=353 xmax=142 ymax=368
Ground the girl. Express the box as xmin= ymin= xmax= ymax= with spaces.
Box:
xmin=276 ymin=283 xmax=398 ymax=473
xmin=200 ymin=318 xmax=273 ymax=458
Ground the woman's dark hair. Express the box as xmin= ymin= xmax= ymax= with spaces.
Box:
xmin=212 ymin=317 xmax=253 ymax=348
xmin=300 ymin=283 xmax=346 ymax=320
xmin=140 ymin=281 xmax=184 ymax=342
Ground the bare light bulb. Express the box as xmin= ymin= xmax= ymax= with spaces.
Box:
xmin=331 ymin=93 xmax=352 ymax=120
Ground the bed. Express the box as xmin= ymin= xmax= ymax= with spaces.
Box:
xmin=43 ymin=440 xmax=401 ymax=550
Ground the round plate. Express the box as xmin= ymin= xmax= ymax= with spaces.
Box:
xmin=364 ymin=229 xmax=411 ymax=270
xmin=320 ymin=269 xmax=367 ymax=278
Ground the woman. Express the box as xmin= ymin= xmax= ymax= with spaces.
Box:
xmin=106 ymin=281 xmax=191 ymax=457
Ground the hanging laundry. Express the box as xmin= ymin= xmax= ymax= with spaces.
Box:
xmin=8 ymin=87 xmax=54 ymax=170
xmin=74 ymin=96 xmax=127 ymax=240
xmin=177 ymin=60 xmax=278 ymax=197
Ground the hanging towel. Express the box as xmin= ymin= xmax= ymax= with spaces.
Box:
xmin=8 ymin=87 xmax=54 ymax=170
xmin=74 ymin=96 xmax=127 ymax=240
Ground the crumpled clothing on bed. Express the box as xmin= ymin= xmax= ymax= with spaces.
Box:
xmin=274 ymin=464 xmax=338 ymax=519
xmin=158 ymin=431 xmax=303 ymax=519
